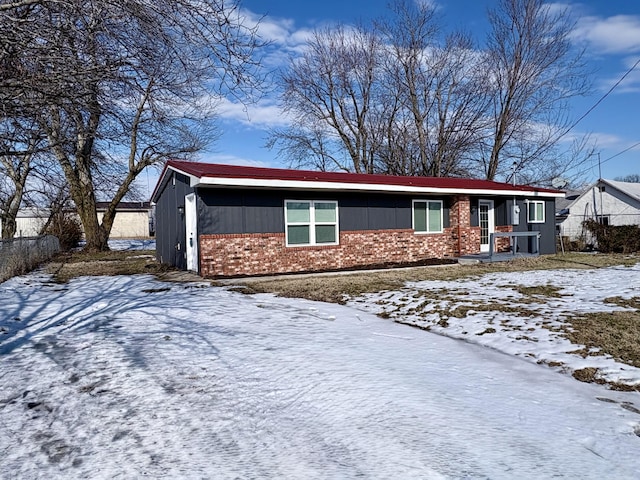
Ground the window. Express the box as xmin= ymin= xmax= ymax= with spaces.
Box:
xmin=412 ymin=200 xmax=443 ymax=233
xmin=285 ymin=200 xmax=338 ymax=246
xmin=527 ymin=201 xmax=545 ymax=223
xmin=598 ymin=215 xmax=610 ymax=226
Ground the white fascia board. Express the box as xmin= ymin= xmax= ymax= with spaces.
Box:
xmin=164 ymin=167 xmax=199 ymax=187
xmin=151 ymin=166 xmax=198 ymax=202
xmin=194 ymin=176 xmax=564 ymax=198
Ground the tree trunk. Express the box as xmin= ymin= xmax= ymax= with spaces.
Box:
xmin=1 ymin=216 xmax=17 ymax=239
xmin=1 ymin=176 xmax=25 ymax=239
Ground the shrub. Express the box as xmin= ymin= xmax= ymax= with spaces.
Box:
xmin=45 ymin=212 xmax=83 ymax=251
xmin=582 ymin=220 xmax=640 ymax=253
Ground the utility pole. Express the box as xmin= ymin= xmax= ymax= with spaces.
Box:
xmin=598 ymin=152 xmax=604 ymax=224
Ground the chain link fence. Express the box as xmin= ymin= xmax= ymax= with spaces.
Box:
xmin=0 ymin=235 xmax=60 ymax=282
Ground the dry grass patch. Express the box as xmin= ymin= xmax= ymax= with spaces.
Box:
xmin=433 ymin=301 xmax=538 ymax=319
xmin=242 ymin=273 xmax=407 ymax=304
xmin=604 ymin=296 xmax=640 ymax=310
xmin=238 ymin=253 xmax=639 ymax=304
xmin=513 ymin=284 xmax=566 ymax=298
xmin=564 ymin=310 xmax=640 ymax=369
xmin=46 ymin=250 xmax=168 ymax=283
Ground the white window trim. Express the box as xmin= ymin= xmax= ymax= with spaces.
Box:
xmin=412 ymin=199 xmax=444 ymax=234
xmin=284 ymin=200 xmax=339 ymax=247
xmin=527 ymin=200 xmax=545 ymax=223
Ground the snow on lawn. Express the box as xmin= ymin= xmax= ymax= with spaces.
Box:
xmin=348 ymin=263 xmax=640 ymax=387
xmin=1 ymin=270 xmax=640 ymax=479
xmin=108 ymin=238 xmax=156 ymax=251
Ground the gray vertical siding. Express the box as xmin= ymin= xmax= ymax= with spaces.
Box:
xmin=198 ymin=190 xmax=284 ymax=235
xmin=512 ymin=198 xmax=557 ymax=254
xmin=154 ymin=172 xmax=193 ymax=269
xmin=196 ymin=190 xmax=451 ymax=234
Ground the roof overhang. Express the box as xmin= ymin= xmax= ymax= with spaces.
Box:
xmin=151 ymin=161 xmax=566 ymax=201
xmin=191 ymin=175 xmax=564 ymax=198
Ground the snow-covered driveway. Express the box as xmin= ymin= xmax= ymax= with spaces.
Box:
xmin=1 ymin=272 xmax=639 ymax=479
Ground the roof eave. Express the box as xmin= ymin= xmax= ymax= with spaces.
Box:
xmin=150 ymin=164 xmax=199 ymax=202
xmin=193 ymin=176 xmax=564 ymax=198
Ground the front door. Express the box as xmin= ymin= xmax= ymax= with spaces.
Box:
xmin=479 ymin=200 xmax=494 ymax=253
xmin=184 ymin=193 xmax=198 ymax=272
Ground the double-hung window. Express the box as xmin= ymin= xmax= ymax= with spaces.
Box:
xmin=527 ymin=201 xmax=545 ymax=223
xmin=285 ymin=200 xmax=338 ymax=246
xmin=412 ymin=200 xmax=443 ymax=233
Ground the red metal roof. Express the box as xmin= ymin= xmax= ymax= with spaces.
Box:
xmin=163 ymin=160 xmax=562 ymax=195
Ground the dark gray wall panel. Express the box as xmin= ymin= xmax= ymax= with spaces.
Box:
xmin=198 ymin=190 xmax=283 ymax=235
xmin=512 ymin=198 xmax=556 ymax=254
xmin=155 ymin=172 xmax=192 ymax=269
xmin=196 ymin=189 xmax=448 ymax=234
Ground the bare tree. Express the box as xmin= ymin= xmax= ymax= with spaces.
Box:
xmin=0 ymin=118 xmax=45 ymax=238
xmin=0 ymin=0 xmax=264 ymax=251
xmin=377 ymin=0 xmax=440 ymax=176
xmin=380 ymin=6 xmax=491 ymax=177
xmin=273 ymin=24 xmax=383 ymax=173
xmin=273 ymin=0 xmax=491 ymax=178
xmin=480 ymin=0 xmax=590 ymax=181
xmin=614 ymin=174 xmax=640 ymax=183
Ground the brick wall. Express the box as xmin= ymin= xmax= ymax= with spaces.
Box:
xmin=200 ymin=228 xmax=460 ymax=278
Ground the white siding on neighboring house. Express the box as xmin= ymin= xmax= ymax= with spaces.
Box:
xmin=97 ymin=211 xmax=151 ymax=238
xmin=2 ymin=204 xmax=152 ymax=239
xmin=557 ymin=179 xmax=640 ymax=241
xmin=1 ymin=208 xmax=50 ymax=237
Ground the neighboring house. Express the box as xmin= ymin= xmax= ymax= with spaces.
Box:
xmin=1 ymin=203 xmax=154 ymax=239
xmin=4 ymin=208 xmax=50 ymax=237
xmin=556 ymin=179 xmax=640 ymax=241
xmin=151 ymin=160 xmax=563 ymax=277
xmin=96 ymin=202 xmax=154 ymax=238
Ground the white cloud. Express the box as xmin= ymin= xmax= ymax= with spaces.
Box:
xmin=196 ymin=152 xmax=271 ymax=168
xmin=574 ymin=14 xmax=640 ymax=54
xmin=241 ymin=9 xmax=314 ymax=63
xmin=216 ymin=97 xmax=291 ymax=128
xmin=601 ymin=56 xmax=640 ymax=94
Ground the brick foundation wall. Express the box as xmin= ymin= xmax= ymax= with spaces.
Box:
xmin=200 ymin=228 xmax=461 ymax=278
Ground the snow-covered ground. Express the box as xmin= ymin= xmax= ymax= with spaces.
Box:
xmin=108 ymin=238 xmax=156 ymax=251
xmin=1 ymin=267 xmax=640 ymax=479
xmin=349 ymin=263 xmax=640 ymax=387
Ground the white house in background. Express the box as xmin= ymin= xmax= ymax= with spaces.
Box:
xmin=12 ymin=208 xmax=50 ymax=237
xmin=556 ymin=179 xmax=640 ymax=241
xmin=96 ymin=202 xmax=154 ymax=238
xmin=1 ymin=202 xmax=154 ymax=239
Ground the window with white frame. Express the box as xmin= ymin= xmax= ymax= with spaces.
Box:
xmin=412 ymin=200 xmax=443 ymax=233
xmin=527 ymin=201 xmax=545 ymax=223
xmin=285 ymin=200 xmax=338 ymax=246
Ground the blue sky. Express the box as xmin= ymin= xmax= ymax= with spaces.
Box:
xmin=144 ymin=0 xmax=640 ymax=194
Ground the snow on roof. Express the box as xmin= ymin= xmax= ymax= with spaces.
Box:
xmin=556 ymin=179 xmax=640 ymax=217
xmin=601 ymin=179 xmax=640 ymax=203
xmin=152 ymin=160 xmax=564 ymax=200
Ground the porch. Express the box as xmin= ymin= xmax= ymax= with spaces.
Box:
xmin=458 ymin=231 xmax=542 ymax=264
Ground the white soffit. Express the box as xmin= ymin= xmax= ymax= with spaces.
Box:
xmin=191 ymin=176 xmax=564 ymax=198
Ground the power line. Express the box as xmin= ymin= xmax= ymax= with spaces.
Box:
xmin=571 ymin=140 xmax=640 ymax=180
xmin=562 ymin=58 xmax=640 ymax=180
xmin=601 ymin=140 xmax=640 ymax=164
xmin=560 ymin=57 xmax=640 ymax=139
